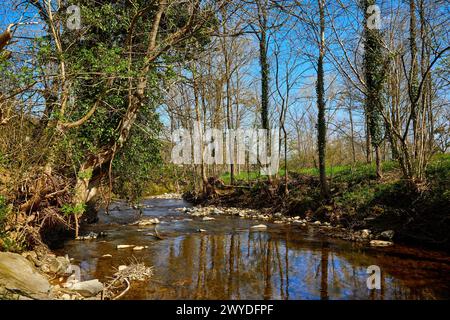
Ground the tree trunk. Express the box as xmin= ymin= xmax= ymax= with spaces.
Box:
xmin=317 ymin=0 xmax=330 ymax=199
xmin=375 ymin=145 xmax=382 ymax=179
xmin=348 ymin=103 xmax=356 ymax=165
xmin=409 ymin=0 xmax=419 ymax=160
xmin=258 ymin=0 xmax=269 ymax=131
xmin=363 ymin=0 xmax=385 ymax=180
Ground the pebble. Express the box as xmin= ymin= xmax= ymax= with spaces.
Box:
xmin=250 ymin=224 xmax=268 ymax=231
xmin=118 ymin=265 xmax=128 ymax=271
xmin=69 ymin=279 xmax=103 ymax=297
xmin=137 ymin=218 xmax=160 ymax=226
xmin=212 ymin=208 xmax=224 ymax=215
xmin=117 ymin=245 xmax=135 ymax=249
xmin=370 ymin=240 xmax=394 ymax=247
xmin=76 ymin=232 xmax=98 ymax=240
xmin=360 ymin=229 xmax=371 ymax=239
xmin=380 ymin=230 xmax=395 ymax=240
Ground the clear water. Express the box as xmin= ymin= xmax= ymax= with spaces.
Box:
xmin=56 ymin=199 xmax=450 ymax=300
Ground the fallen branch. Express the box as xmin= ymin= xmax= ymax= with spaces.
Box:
xmin=113 ymin=278 xmax=130 ymax=300
xmin=220 ymin=184 xmax=252 ymax=189
xmin=154 ymin=225 xmax=164 ymax=240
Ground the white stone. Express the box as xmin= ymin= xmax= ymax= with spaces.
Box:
xmin=69 ymin=279 xmax=103 ymax=297
xmin=381 ymin=230 xmax=395 ymax=240
xmin=117 ymin=245 xmax=135 ymax=249
xmin=0 ymin=252 xmax=51 ymax=299
xmin=212 ymin=208 xmax=224 ymax=215
xmin=138 ymin=218 xmax=160 ymax=226
xmin=250 ymin=224 xmax=268 ymax=231
xmin=360 ymin=229 xmax=371 ymax=239
xmin=370 ymin=240 xmax=393 ymax=247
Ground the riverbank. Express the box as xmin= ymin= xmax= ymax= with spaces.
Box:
xmin=53 ymin=197 xmax=450 ymax=299
xmin=177 ymin=205 xmax=395 ymax=247
xmin=190 ymin=156 xmax=450 ymax=252
xmin=0 ymin=247 xmax=153 ymax=300
xmin=2 ymin=195 xmax=449 ymax=300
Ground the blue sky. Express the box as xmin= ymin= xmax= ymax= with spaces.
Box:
xmin=2 ymin=0 xmax=447 ymax=143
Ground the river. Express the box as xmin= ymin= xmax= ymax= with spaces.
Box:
xmin=55 ymin=198 xmax=450 ymax=300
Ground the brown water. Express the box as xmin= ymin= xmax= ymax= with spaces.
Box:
xmin=56 ymin=198 xmax=450 ymax=300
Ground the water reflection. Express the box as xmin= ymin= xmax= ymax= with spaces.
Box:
xmin=58 ymin=200 xmax=450 ymax=300
xmin=134 ymin=231 xmax=449 ymax=299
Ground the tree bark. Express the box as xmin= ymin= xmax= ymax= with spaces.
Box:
xmin=317 ymin=0 xmax=330 ymax=199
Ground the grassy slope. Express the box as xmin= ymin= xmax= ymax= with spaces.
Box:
xmin=215 ymin=154 xmax=450 ymax=250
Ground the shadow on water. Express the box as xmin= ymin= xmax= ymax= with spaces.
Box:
xmin=56 ymin=199 xmax=450 ymax=300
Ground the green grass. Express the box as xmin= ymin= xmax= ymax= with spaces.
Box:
xmin=426 ymin=153 xmax=450 ymax=180
xmin=219 ymin=154 xmax=449 ymax=185
xmin=220 ymin=161 xmax=399 ymax=184
xmin=220 ymin=171 xmax=265 ymax=185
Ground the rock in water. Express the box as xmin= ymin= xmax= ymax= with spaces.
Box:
xmin=49 ymin=256 xmax=70 ymax=275
xmin=360 ymin=229 xmax=371 ymax=239
xmin=137 ymin=218 xmax=160 ymax=226
xmin=117 ymin=245 xmax=135 ymax=249
xmin=380 ymin=230 xmax=395 ymax=240
xmin=250 ymin=224 xmax=268 ymax=231
xmin=118 ymin=265 xmax=128 ymax=272
xmin=202 ymin=217 xmax=215 ymax=221
xmin=76 ymin=231 xmax=98 ymax=240
xmin=370 ymin=240 xmax=394 ymax=247
xmin=69 ymin=279 xmax=103 ymax=297
xmin=0 ymin=252 xmax=51 ymax=299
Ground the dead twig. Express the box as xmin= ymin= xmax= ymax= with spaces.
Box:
xmin=113 ymin=278 xmax=130 ymax=300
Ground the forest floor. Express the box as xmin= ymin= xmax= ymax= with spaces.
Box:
xmin=190 ymin=154 xmax=450 ymax=252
